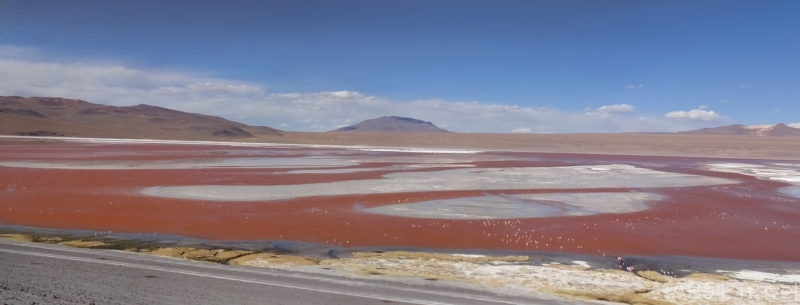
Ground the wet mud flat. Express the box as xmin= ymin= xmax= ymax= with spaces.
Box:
xmin=1 ymin=137 xmax=800 ymax=302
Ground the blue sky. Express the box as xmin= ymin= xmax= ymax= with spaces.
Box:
xmin=0 ymin=0 xmax=798 ymax=132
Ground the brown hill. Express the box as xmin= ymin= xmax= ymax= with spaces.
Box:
xmin=0 ymin=96 xmax=282 ymax=140
xmin=678 ymin=124 xmax=757 ymax=136
xmin=678 ymin=124 xmax=800 ymax=137
xmin=768 ymin=124 xmax=800 ymax=136
xmin=331 ymin=116 xmax=450 ymax=133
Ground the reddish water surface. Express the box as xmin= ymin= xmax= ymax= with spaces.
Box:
xmin=1 ymin=139 xmax=799 ymax=261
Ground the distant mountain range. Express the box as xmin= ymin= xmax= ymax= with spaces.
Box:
xmin=0 ymin=96 xmax=282 ymax=140
xmin=0 ymin=97 xmax=451 ymax=140
xmin=4 ymin=95 xmax=799 ymax=139
xmin=330 ymin=116 xmax=450 ymax=133
xmin=678 ymin=124 xmax=800 ymax=137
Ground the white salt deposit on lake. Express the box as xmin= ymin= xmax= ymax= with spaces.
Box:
xmin=283 ymin=164 xmax=474 ymax=174
xmin=142 ymin=164 xmax=735 ymax=202
xmin=572 ymin=261 xmax=591 ymax=268
xmin=516 ymin=192 xmax=663 ymax=214
xmin=354 ymin=155 xmax=509 ymax=164
xmin=355 ymin=148 xmax=481 ymax=154
xmin=707 ymin=163 xmax=800 ymax=185
xmin=363 ymin=192 xmax=662 ymax=219
xmin=452 ymin=254 xmax=486 ymax=258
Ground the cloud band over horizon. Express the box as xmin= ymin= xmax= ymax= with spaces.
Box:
xmin=0 ymin=46 xmax=731 ymax=133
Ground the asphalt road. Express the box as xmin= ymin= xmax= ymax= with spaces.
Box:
xmin=0 ymin=240 xmax=587 ymax=305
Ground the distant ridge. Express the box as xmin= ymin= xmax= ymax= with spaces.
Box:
xmin=0 ymin=96 xmax=282 ymax=140
xmin=330 ymin=116 xmax=450 ymax=133
xmin=678 ymin=123 xmax=800 ymax=137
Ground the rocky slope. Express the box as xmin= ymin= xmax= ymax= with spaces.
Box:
xmin=0 ymin=96 xmax=282 ymax=140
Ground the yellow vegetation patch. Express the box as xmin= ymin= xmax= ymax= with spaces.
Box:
xmin=36 ymin=236 xmax=63 ymax=243
xmin=59 ymin=240 xmax=106 ymax=248
xmin=214 ymin=250 xmax=254 ymax=261
xmin=149 ymin=247 xmax=253 ymax=262
xmin=150 ymin=247 xmax=195 ymax=257
xmin=0 ymin=234 xmax=35 ymax=242
xmin=228 ymin=253 xmax=320 ymax=267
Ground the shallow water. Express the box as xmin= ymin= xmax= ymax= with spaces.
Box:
xmin=3 ymin=139 xmax=800 ymax=261
xmin=364 ymin=192 xmax=663 ymax=219
xmin=779 ymin=186 xmax=800 ymax=198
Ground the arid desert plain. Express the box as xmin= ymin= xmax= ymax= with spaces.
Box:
xmin=2 ymin=134 xmax=800 ymax=304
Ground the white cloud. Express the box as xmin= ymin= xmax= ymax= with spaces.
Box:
xmin=511 ymin=127 xmax=531 ymax=133
xmin=624 ymin=84 xmax=644 ymax=89
xmin=586 ymin=104 xmax=635 ymax=114
xmin=789 ymin=123 xmax=800 ymax=129
xmin=0 ymin=46 xmax=730 ymax=133
xmin=664 ymin=107 xmax=724 ymax=121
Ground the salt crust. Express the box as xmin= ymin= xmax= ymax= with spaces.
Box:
xmin=708 ymin=163 xmax=800 ymax=199
xmin=707 ymin=163 xmax=800 ymax=185
xmin=283 ymin=164 xmax=474 ymax=174
xmin=717 ymin=270 xmax=800 ymax=283
xmin=364 ymin=192 xmax=663 ymax=219
xmin=142 ymin=164 xmax=736 ymax=202
xmin=322 ymin=252 xmax=800 ymax=305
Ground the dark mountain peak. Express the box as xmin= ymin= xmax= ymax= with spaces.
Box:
xmin=386 ymin=116 xmax=426 ymax=124
xmin=126 ymin=104 xmax=188 ymax=116
xmin=130 ymin=104 xmax=169 ymax=110
xmin=330 ymin=116 xmax=450 ymax=133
